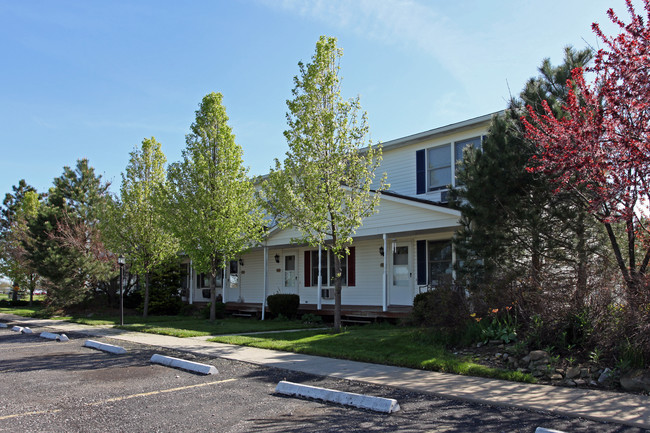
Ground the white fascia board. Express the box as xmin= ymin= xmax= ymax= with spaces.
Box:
xmin=376 ymin=192 xmax=461 ymax=216
xmin=372 ymin=111 xmax=502 ymax=153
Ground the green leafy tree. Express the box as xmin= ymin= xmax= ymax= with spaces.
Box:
xmin=0 ymin=182 xmax=41 ymax=303
xmin=103 ymin=138 xmax=178 ymax=317
xmin=163 ymin=92 xmax=265 ymax=321
xmin=451 ymin=47 xmax=606 ymax=310
xmin=261 ymin=36 xmax=387 ymax=332
xmin=26 ymin=159 xmax=113 ymax=307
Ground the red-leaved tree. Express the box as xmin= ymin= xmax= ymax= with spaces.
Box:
xmin=523 ymin=0 xmax=650 ymax=297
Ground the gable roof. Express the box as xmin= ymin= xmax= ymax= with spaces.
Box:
xmin=377 ymin=111 xmax=503 ymax=153
xmin=263 ymin=189 xmax=460 ymax=247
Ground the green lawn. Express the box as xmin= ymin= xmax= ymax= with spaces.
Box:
xmin=117 ymin=317 xmax=323 ymax=337
xmin=210 ymin=324 xmax=536 ymax=383
xmin=0 ymin=304 xmax=322 ymax=337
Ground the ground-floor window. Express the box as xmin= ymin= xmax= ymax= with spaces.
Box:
xmin=311 ymin=250 xmax=347 ymax=286
xmin=305 ymin=248 xmax=355 ymax=287
xmin=428 ymin=240 xmax=452 ymax=286
xmin=197 ymin=272 xmax=223 ymax=289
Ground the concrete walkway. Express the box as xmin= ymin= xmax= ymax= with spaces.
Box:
xmin=2 ymin=313 xmax=650 ymax=430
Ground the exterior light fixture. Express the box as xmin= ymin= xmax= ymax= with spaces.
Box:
xmin=379 ymin=246 xmax=384 ymax=256
xmin=274 ymin=254 xmax=280 ymax=263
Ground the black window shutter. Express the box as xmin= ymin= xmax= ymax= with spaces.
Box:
xmin=416 ymin=149 xmax=426 ymax=194
xmin=304 ymin=251 xmax=311 ymax=287
xmin=416 ymin=240 xmax=427 ymax=285
xmin=347 ymin=247 xmax=356 ymax=287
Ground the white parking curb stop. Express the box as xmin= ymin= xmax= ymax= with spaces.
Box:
xmin=40 ymin=332 xmax=60 ymax=340
xmin=11 ymin=326 xmax=24 ymax=333
xmin=84 ymin=339 xmax=127 ymax=354
xmin=40 ymin=332 xmax=70 ymax=342
xmin=150 ymin=354 xmax=218 ymax=375
xmin=0 ymin=323 xmax=8 ymax=328
xmin=535 ymin=429 xmax=566 ymax=433
xmin=275 ymin=381 xmax=400 ymax=413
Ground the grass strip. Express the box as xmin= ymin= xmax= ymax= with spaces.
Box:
xmin=209 ymin=325 xmax=535 ymax=383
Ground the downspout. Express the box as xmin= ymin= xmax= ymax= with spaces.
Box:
xmin=262 ymin=245 xmax=268 ymax=320
xmin=317 ymin=244 xmax=322 ymax=310
xmin=382 ymin=234 xmax=388 ymax=312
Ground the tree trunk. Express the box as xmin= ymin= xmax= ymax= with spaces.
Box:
xmin=142 ymin=272 xmax=150 ymax=318
xmin=29 ymin=275 xmax=35 ymax=306
xmin=210 ymin=263 xmax=217 ymax=322
xmin=574 ymin=213 xmax=588 ymax=307
xmin=333 ymin=252 xmax=342 ymax=333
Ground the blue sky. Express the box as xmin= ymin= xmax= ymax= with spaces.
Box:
xmin=0 ymin=0 xmax=637 ymax=197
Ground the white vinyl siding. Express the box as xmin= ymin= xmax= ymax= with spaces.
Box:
xmin=372 ymin=125 xmax=488 ymax=198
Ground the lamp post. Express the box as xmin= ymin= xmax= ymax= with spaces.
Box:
xmin=117 ymin=255 xmax=125 ymax=326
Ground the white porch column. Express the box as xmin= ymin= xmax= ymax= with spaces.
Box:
xmin=189 ymin=259 xmax=194 ymax=305
xmin=262 ymin=245 xmax=269 ymax=320
xmin=382 ymin=234 xmax=388 ymax=312
xmin=317 ymin=245 xmax=322 ymax=310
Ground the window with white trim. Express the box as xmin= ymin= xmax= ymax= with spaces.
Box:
xmin=428 ymin=240 xmax=452 ymax=287
xmin=454 ymin=136 xmax=482 ymax=181
xmin=311 ymin=250 xmax=347 ymax=286
xmin=422 ymin=136 xmax=483 ymax=197
xmin=427 ymin=144 xmax=451 ymax=192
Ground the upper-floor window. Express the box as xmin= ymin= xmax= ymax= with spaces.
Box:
xmin=427 ymin=144 xmax=451 ymax=192
xmin=454 ymin=137 xmax=482 ymax=178
xmin=416 ymin=136 xmax=483 ymax=197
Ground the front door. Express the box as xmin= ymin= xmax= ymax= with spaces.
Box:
xmin=390 ymin=244 xmax=413 ymax=305
xmin=284 ymin=253 xmax=298 ymax=294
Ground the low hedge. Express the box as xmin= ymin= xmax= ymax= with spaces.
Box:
xmin=267 ymin=294 xmax=300 ymax=318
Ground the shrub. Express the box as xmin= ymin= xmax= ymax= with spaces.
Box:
xmin=409 ymin=285 xmax=470 ymax=332
xmin=137 ymin=258 xmax=183 ymax=315
xmin=301 ymin=313 xmax=323 ymax=324
xmin=267 ymin=294 xmax=300 ymax=318
xmin=0 ymin=299 xmax=30 ymax=307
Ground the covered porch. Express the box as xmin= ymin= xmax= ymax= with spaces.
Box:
xmin=225 ymin=301 xmax=413 ymax=321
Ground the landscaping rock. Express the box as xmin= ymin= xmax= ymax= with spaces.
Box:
xmin=529 ymin=350 xmax=549 ymax=362
xmin=598 ymin=368 xmax=613 ymax=384
xmin=563 ymin=379 xmax=577 ymax=387
xmin=620 ymin=369 xmax=650 ymax=393
xmin=565 ymin=366 xmax=581 ymax=380
xmin=548 ymin=373 xmax=563 ymax=381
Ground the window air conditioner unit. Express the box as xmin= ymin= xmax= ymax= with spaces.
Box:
xmin=440 ymin=190 xmax=449 ymax=203
xmin=321 ymin=288 xmax=334 ymax=299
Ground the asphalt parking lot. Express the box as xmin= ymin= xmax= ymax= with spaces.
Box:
xmin=0 ymin=324 xmax=646 ymax=433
